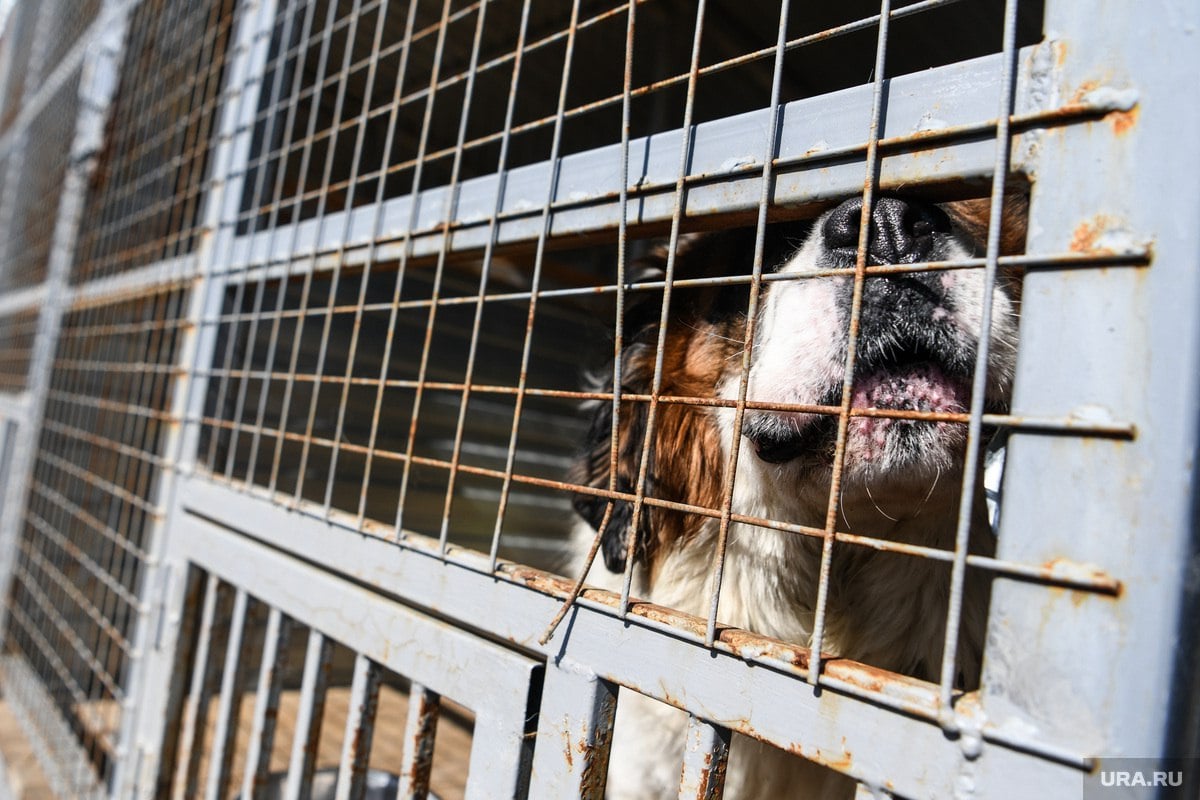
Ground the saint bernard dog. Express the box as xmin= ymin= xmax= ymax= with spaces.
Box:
xmin=569 ymin=193 xmax=1027 ymax=798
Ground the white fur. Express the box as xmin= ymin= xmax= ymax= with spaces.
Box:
xmin=578 ymin=204 xmax=1018 ymax=799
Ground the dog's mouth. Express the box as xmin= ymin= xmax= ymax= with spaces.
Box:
xmin=743 ymin=345 xmax=971 ymax=467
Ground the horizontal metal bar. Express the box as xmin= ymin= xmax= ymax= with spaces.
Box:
xmin=202 ymin=246 xmax=1150 ymax=329
xmin=225 ymin=47 xmax=1041 ymax=270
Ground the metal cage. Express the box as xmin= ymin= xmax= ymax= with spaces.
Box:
xmin=0 ymin=0 xmax=1195 ymax=798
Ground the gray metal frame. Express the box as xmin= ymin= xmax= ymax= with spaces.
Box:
xmin=0 ymin=0 xmax=1194 ymax=797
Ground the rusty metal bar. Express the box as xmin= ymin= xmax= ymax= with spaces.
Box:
xmin=527 ymin=659 xmax=617 ymax=799
xmin=619 ymin=0 xmax=708 ymax=616
xmin=386 ymin=0 xmax=491 ymax=548
xmin=808 ymin=0 xmax=895 ymax=686
xmin=345 ymin=0 xmax=422 ymax=527
xmin=440 ymin=0 xmax=535 ymax=564
xmin=286 ymin=0 xmax=374 ymax=504
xmin=170 ymin=573 xmax=220 ymax=800
xmin=333 ymin=653 xmax=382 ymax=800
xmin=265 ymin=0 xmax=351 ymax=494
xmin=676 ymin=715 xmax=731 ymax=800
xmin=704 ymin=0 xmax=792 ymax=646
xmin=540 ymin=0 xmax=638 ymax=640
xmin=396 ymin=683 xmax=440 ymax=799
xmin=203 ymin=586 xmax=249 ymax=800
xmin=283 ymin=629 xmax=333 ymax=800
xmin=240 ymin=606 xmax=294 ymax=800
xmin=219 ymin=0 xmax=311 ymax=482
xmin=938 ymin=0 xmax=1022 ymax=730
xmin=389 ymin=0 xmax=459 ymax=535
xmin=488 ymin=0 xmax=583 ymax=554
xmin=241 ymin=0 xmax=323 ymax=485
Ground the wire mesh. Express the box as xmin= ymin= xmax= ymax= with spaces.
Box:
xmin=199 ymin=0 xmax=1051 ymax=568
xmin=0 ymin=308 xmax=39 ymax=392
xmin=41 ymin=0 xmax=105 ymax=76
xmin=70 ymin=0 xmax=240 ymax=285
xmin=0 ymin=72 xmax=80 ymax=293
xmin=3 ymin=287 xmax=187 ymax=789
xmin=0 ymin=1 xmax=40 ymax=134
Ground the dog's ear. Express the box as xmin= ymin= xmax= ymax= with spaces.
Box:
xmin=569 ymin=344 xmax=657 ymax=573
xmin=570 ymin=248 xmax=670 ymax=574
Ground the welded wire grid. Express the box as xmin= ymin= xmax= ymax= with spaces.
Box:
xmin=3 ymin=288 xmax=187 ymax=793
xmin=0 ymin=0 xmax=39 ymax=134
xmin=198 ymin=0 xmax=1050 ymax=561
xmin=0 ymin=72 xmax=81 ymax=294
xmin=0 ymin=0 xmax=242 ymax=792
xmin=168 ymin=0 xmax=1135 ymax=779
xmin=40 ymin=0 xmax=105 ymax=78
xmin=70 ymin=0 xmax=239 ymax=285
xmin=0 ymin=308 xmax=39 ymax=392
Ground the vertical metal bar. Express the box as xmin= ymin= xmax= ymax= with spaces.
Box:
xmin=387 ymin=0 xmax=490 ymax=551
xmin=170 ymin=573 xmax=220 ymax=800
xmin=288 ymin=0 xmax=367 ymax=506
xmin=463 ymin=712 xmax=536 ymax=800
xmin=391 ymin=0 xmax=458 ymax=534
xmin=807 ymin=0 xmax=894 ymax=684
xmin=288 ymin=0 xmax=370 ymax=505
xmin=320 ymin=0 xmax=399 ymax=516
xmin=676 ymin=715 xmax=730 ymax=800
xmin=396 ymin=683 xmax=440 ymax=800
xmin=242 ymin=0 xmax=321 ymax=485
xmin=541 ymin=0 xmax=636 ymax=639
xmin=618 ymin=0 xmax=708 ymax=615
xmin=938 ymin=0 xmax=1020 ymax=727
xmin=220 ymin=0 xmax=307 ymax=481
xmin=283 ymin=629 xmax=333 ymax=800
xmin=347 ymin=0 xmax=422 ymax=527
xmin=204 ymin=586 xmax=250 ymax=800
xmin=266 ymin=0 xmax=352 ymax=495
xmin=444 ymin=0 xmax=534 ymax=567
xmin=527 ymin=659 xmax=616 ymax=800
xmin=703 ymin=0 xmax=792 ymax=646
xmin=240 ymin=607 xmax=294 ymax=800
xmin=489 ymin=0 xmax=583 ymax=552
xmin=129 ymin=1 xmax=282 ymax=793
xmin=333 ymin=653 xmax=382 ymax=800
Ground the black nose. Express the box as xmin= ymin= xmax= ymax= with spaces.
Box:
xmin=822 ymin=196 xmax=951 ymax=265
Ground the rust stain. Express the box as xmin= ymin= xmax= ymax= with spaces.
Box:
xmin=1109 ymin=104 xmax=1139 ymax=136
xmin=1054 ymin=40 xmax=1069 ymax=68
xmin=1070 ymin=80 xmax=1100 ymax=104
xmin=1069 ymin=216 xmax=1111 ymax=254
xmin=786 ymin=742 xmax=854 ymax=773
xmin=562 ymin=727 xmax=575 ymax=770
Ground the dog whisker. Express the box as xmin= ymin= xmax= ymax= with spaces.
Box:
xmin=864 ymin=480 xmax=900 ymax=522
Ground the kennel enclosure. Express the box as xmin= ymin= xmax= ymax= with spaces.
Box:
xmin=0 ymin=0 xmax=1194 ymax=797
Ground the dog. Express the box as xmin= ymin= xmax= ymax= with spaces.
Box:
xmin=569 ymin=194 xmax=1026 ymax=799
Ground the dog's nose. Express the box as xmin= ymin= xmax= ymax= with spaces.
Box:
xmin=822 ymin=196 xmax=951 ymax=265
